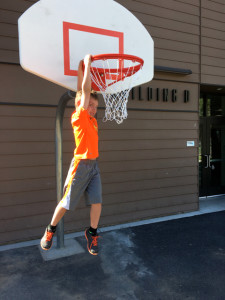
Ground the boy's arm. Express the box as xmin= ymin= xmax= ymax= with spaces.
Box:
xmin=77 ymin=60 xmax=83 ymax=91
xmin=80 ymin=54 xmax=92 ymax=110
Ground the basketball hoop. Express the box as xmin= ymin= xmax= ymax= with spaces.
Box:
xmin=89 ymin=54 xmax=144 ymax=124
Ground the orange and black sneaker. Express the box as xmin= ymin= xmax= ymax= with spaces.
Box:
xmin=85 ymin=229 xmax=100 ymax=256
xmin=40 ymin=225 xmax=56 ymax=250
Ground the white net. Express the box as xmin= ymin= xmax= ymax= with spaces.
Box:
xmin=90 ymin=56 xmax=143 ymax=124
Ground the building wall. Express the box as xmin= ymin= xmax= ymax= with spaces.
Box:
xmin=0 ymin=0 xmax=224 ymax=244
xmin=118 ymin=0 xmax=200 ymax=83
xmin=201 ymin=0 xmax=225 ymax=85
xmin=0 ymin=105 xmax=59 ymax=243
xmin=0 ymin=81 xmax=199 ymax=244
xmin=0 ymin=0 xmax=32 ymax=64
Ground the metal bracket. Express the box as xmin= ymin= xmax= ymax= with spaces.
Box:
xmin=204 ymin=155 xmax=209 ymax=169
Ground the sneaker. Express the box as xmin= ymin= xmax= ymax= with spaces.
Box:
xmin=85 ymin=229 xmax=100 ymax=256
xmin=40 ymin=226 xmax=55 ymax=250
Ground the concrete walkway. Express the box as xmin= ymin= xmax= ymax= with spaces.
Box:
xmin=1 ymin=210 xmax=225 ymax=300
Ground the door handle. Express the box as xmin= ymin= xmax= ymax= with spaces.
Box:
xmin=208 ymin=155 xmax=215 ymax=169
xmin=208 ymin=155 xmax=211 ymax=168
xmin=204 ymin=155 xmax=209 ymax=168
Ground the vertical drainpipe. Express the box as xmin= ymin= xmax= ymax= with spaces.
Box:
xmin=55 ymin=90 xmax=75 ymax=248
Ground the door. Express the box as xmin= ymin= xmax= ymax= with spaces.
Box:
xmin=199 ymin=93 xmax=225 ymax=196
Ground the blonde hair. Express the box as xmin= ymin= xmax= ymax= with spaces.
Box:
xmin=75 ymin=90 xmax=99 ymax=108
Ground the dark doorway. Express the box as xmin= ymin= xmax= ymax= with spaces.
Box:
xmin=199 ymin=92 xmax=225 ymax=196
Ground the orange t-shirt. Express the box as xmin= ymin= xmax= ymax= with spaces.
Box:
xmin=71 ymin=106 xmax=99 ymax=160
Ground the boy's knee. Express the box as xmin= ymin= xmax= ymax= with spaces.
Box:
xmin=91 ymin=203 xmax=102 ymax=208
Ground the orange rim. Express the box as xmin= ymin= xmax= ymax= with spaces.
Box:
xmin=91 ymin=53 xmax=144 ymax=76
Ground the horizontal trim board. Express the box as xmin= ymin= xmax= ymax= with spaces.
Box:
xmin=155 ymin=65 xmax=192 ymax=75
xmin=154 ymin=59 xmax=199 ymax=74
xmin=153 ymin=77 xmax=199 ymax=85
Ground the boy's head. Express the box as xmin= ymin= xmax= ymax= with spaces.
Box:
xmin=75 ymin=91 xmax=99 ymax=117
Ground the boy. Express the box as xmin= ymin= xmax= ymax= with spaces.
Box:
xmin=40 ymin=54 xmax=102 ymax=255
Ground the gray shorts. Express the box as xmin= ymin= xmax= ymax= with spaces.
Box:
xmin=61 ymin=159 xmax=102 ymax=211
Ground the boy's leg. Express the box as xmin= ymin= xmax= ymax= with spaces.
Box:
xmin=41 ymin=160 xmax=91 ymax=251
xmin=40 ymin=202 xmax=67 ymax=251
xmin=85 ymin=203 xmax=102 ymax=256
xmin=85 ymin=162 xmax=102 ymax=255
xmin=90 ymin=203 xmax=102 ymax=229
xmin=51 ymin=202 xmax=67 ymax=226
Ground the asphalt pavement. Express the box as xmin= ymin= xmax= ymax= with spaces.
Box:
xmin=0 ymin=211 xmax=225 ymax=300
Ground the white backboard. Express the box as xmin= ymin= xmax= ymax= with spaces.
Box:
xmin=18 ymin=0 xmax=154 ymax=91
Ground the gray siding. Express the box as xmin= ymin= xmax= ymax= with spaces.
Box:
xmin=118 ymin=0 xmax=200 ymax=83
xmin=201 ymin=0 xmax=225 ymax=85
xmin=0 ymin=80 xmax=199 ymax=244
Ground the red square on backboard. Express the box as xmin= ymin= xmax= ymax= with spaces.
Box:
xmin=63 ymin=22 xmax=124 ymax=76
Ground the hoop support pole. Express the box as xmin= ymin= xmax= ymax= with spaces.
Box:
xmin=55 ymin=90 xmax=74 ymax=249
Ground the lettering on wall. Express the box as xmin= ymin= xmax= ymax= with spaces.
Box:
xmin=131 ymin=87 xmax=190 ymax=103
